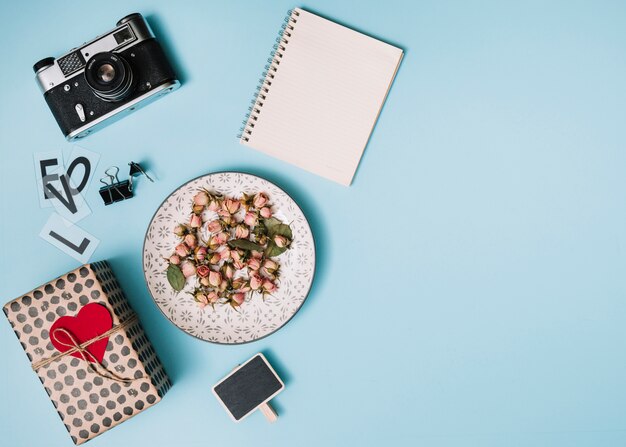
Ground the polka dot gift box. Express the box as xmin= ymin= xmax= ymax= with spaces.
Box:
xmin=3 ymin=261 xmax=170 ymax=445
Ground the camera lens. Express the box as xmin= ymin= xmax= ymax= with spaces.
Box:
xmin=84 ymin=52 xmax=134 ymax=102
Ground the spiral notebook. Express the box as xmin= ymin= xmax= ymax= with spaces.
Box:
xmin=238 ymin=8 xmax=403 ymax=186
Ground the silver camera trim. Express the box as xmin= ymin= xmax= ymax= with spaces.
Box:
xmin=66 ymin=79 xmax=180 ymax=141
xmin=35 ymin=15 xmax=155 ymax=93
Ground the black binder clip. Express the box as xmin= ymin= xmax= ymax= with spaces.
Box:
xmin=128 ymin=161 xmax=154 ymax=192
xmin=99 ymin=166 xmax=133 ymax=205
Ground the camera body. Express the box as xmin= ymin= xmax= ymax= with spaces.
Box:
xmin=34 ymin=13 xmax=180 ymax=141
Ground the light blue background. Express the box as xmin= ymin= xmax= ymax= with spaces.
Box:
xmin=1 ymin=1 xmax=625 ymax=446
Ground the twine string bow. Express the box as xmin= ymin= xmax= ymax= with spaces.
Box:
xmin=31 ymin=315 xmax=138 ymax=384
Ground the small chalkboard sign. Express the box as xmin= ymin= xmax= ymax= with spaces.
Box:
xmin=213 ymin=353 xmax=284 ymax=422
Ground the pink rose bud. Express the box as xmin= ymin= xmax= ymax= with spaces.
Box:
xmin=260 ymin=207 xmax=272 ymax=218
xmin=232 ymin=278 xmax=246 ymax=290
xmin=232 ymin=293 xmax=246 ymax=306
xmin=222 ymin=264 xmax=234 ymax=279
xmin=244 ymin=211 xmax=258 ymax=227
xmin=194 ymin=246 xmax=207 ymax=261
xmin=219 ymin=280 xmax=229 ymax=292
xmin=247 ymin=258 xmax=261 ymax=270
xmin=274 ymin=235 xmax=290 ymax=248
xmin=222 ymin=198 xmax=240 ymax=214
xmin=184 ymin=233 xmax=197 ymax=249
xmin=195 ymin=292 xmax=209 ymax=304
xmin=181 ymin=262 xmax=196 ymax=278
xmin=173 ymin=224 xmax=186 ymax=237
xmin=231 ymin=250 xmax=242 ymax=262
xmin=200 ymin=277 xmax=210 ymax=287
xmin=250 ymin=274 xmax=263 ymax=291
xmin=169 ymin=255 xmax=181 ymax=265
xmin=194 ymin=191 xmax=209 ymax=206
xmin=235 ymin=224 xmax=249 ymax=239
xmin=175 ymin=243 xmax=190 ymax=257
xmin=189 ymin=214 xmax=202 ymax=228
xmin=219 ymin=247 xmax=231 ymax=261
xmin=209 ymin=252 xmax=221 ymax=264
xmin=208 ymin=199 xmax=221 ymax=212
xmin=216 ymin=231 xmax=229 ymax=245
xmin=196 ymin=265 xmax=210 ymax=278
xmin=207 ymin=291 xmax=219 ymax=304
xmin=263 ymin=259 xmax=278 ymax=273
xmin=208 ymin=236 xmax=220 ymax=250
xmin=262 ymin=279 xmax=277 ymax=294
xmin=253 ymin=192 xmax=269 ymax=208
xmin=251 ymin=250 xmax=263 ymax=259
xmin=207 ymin=220 xmax=222 ymax=233
xmin=208 ymin=270 xmax=222 ymax=287
xmin=234 ymin=260 xmax=246 ymax=270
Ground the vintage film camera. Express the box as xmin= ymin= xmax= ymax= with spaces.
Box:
xmin=34 ymin=13 xmax=180 ymax=140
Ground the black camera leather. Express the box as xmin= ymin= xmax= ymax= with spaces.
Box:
xmin=44 ymin=39 xmax=177 ymax=137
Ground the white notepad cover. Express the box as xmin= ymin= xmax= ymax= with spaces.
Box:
xmin=239 ymin=8 xmax=403 ymax=186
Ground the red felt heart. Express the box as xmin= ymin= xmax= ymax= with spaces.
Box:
xmin=50 ymin=303 xmax=113 ymax=363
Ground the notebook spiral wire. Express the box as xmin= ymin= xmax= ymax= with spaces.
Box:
xmin=238 ymin=9 xmax=300 ymax=141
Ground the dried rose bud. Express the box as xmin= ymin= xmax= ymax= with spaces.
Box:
xmin=207 ymin=291 xmax=219 ymax=304
xmin=247 ymin=258 xmax=261 ymax=271
xmin=194 ymin=246 xmax=207 ymax=261
xmin=200 ymin=277 xmax=210 ymax=287
xmin=263 ymin=259 xmax=278 ymax=274
xmin=274 ymin=235 xmax=290 ymax=248
xmin=196 ymin=265 xmax=210 ymax=278
xmin=257 ymin=235 xmax=268 ymax=245
xmin=169 ymin=255 xmax=181 ymax=265
xmin=235 ymin=224 xmax=249 ymax=239
xmin=251 ymin=250 xmax=263 ymax=259
xmin=232 ymin=293 xmax=246 ymax=306
xmin=189 ymin=214 xmax=202 ymax=229
xmin=250 ymin=274 xmax=263 ymax=291
xmin=219 ymin=280 xmax=229 ymax=292
xmin=253 ymin=192 xmax=269 ymax=208
xmin=194 ymin=191 xmax=209 ymax=206
xmin=233 ymin=260 xmax=246 ymax=270
xmin=222 ymin=198 xmax=240 ymax=214
xmin=175 ymin=243 xmax=190 ymax=257
xmin=222 ymin=264 xmax=234 ymax=280
xmin=184 ymin=233 xmax=197 ymax=249
xmin=192 ymin=204 xmax=205 ymax=215
xmin=181 ymin=262 xmax=196 ymax=278
xmin=231 ymin=278 xmax=246 ymax=290
xmin=195 ymin=292 xmax=208 ymax=308
xmin=207 ymin=220 xmax=222 ymax=233
xmin=216 ymin=231 xmax=229 ymax=245
xmin=262 ymin=279 xmax=277 ymax=294
xmin=208 ymin=270 xmax=222 ymax=287
xmin=231 ymin=250 xmax=242 ymax=263
xmin=259 ymin=207 xmax=272 ymax=218
xmin=208 ymin=199 xmax=221 ymax=212
xmin=219 ymin=247 xmax=231 ymax=262
xmin=209 ymin=252 xmax=221 ymax=264
xmin=208 ymin=236 xmax=220 ymax=250
xmin=244 ymin=211 xmax=258 ymax=227
xmin=173 ymin=224 xmax=186 ymax=237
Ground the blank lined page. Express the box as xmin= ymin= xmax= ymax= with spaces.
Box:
xmin=240 ymin=8 xmax=403 ymax=186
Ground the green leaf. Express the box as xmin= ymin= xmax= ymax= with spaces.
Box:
xmin=228 ymin=239 xmax=264 ymax=251
xmin=263 ymin=217 xmax=293 ymax=239
xmin=264 ymin=241 xmax=288 ymax=257
xmin=166 ymin=264 xmax=186 ymax=292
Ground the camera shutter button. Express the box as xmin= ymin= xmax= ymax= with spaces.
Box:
xmin=75 ymin=104 xmax=86 ymax=122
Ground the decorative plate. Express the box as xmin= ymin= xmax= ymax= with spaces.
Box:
xmin=142 ymin=172 xmax=316 ymax=344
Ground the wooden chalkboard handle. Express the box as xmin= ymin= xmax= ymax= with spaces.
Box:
xmin=259 ymin=402 xmax=278 ymax=422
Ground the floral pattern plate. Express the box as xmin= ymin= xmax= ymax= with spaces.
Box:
xmin=142 ymin=172 xmax=316 ymax=344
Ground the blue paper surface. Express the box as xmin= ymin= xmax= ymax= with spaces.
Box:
xmin=1 ymin=1 xmax=625 ymax=446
